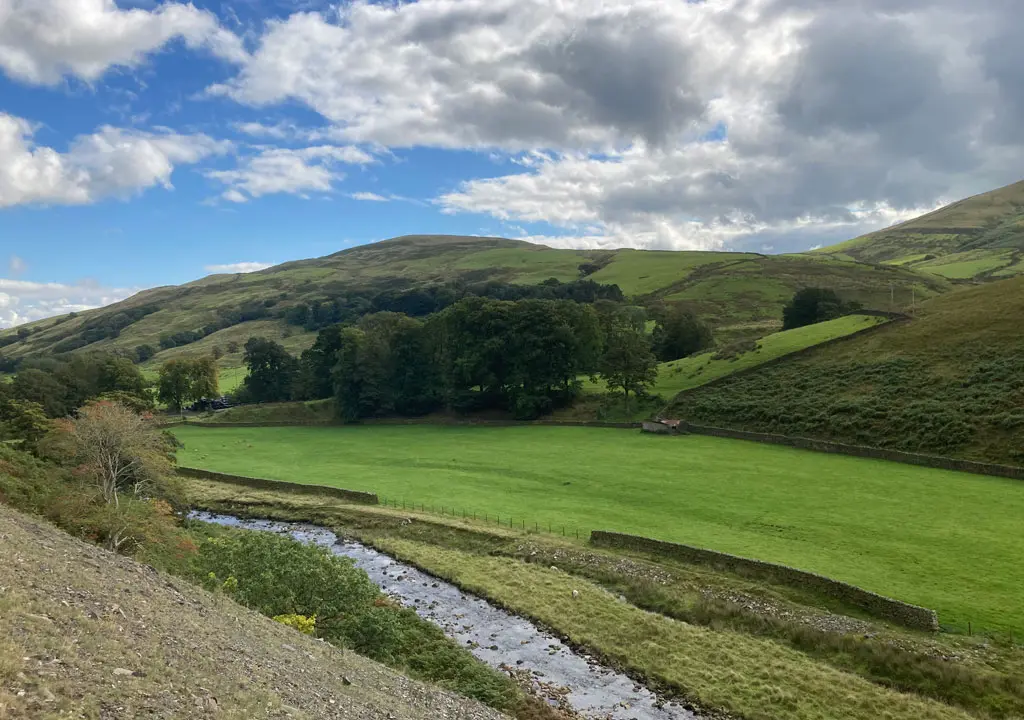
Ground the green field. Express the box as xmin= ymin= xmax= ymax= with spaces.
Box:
xmin=609 ymin=313 xmax=887 ymax=398
xmin=173 ymin=424 xmax=1024 ymax=635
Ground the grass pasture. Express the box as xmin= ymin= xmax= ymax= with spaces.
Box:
xmin=172 ymin=424 xmax=1024 ymax=636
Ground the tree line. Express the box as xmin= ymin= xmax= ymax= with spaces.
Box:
xmin=238 ymin=297 xmax=714 ymax=420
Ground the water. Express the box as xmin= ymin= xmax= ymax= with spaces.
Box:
xmin=190 ymin=512 xmax=699 ymax=720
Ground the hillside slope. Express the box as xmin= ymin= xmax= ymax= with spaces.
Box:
xmin=0 ymin=503 xmax=502 ymax=720
xmin=667 ymin=277 xmax=1024 ymax=465
xmin=816 ymin=180 xmax=1024 ymax=279
xmin=1 ymin=235 xmax=949 ymax=374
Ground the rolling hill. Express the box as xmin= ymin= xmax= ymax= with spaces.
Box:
xmin=666 ymin=275 xmax=1024 ymax=465
xmin=815 ymin=179 xmax=1024 ymax=279
xmin=1 ymin=235 xmax=949 ymax=377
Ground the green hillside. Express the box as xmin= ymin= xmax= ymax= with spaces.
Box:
xmin=648 ymin=313 xmax=889 ymax=397
xmin=816 ymin=179 xmax=1024 ymax=279
xmin=0 ymin=235 xmax=949 ymax=374
xmin=666 ymin=276 xmax=1024 ymax=465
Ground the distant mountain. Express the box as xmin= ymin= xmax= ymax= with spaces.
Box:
xmin=1 ymin=234 xmax=949 ymax=375
xmin=815 ymin=180 xmax=1024 ymax=280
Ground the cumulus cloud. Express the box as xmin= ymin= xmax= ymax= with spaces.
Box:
xmin=0 ymin=113 xmax=229 ymax=208
xmin=0 ymin=0 xmax=245 ymax=86
xmin=213 ymin=0 xmax=1024 ymax=250
xmin=204 ymin=261 xmax=273 ymax=274
xmin=0 ymin=278 xmax=135 ymax=329
xmin=205 ymin=144 xmax=374 ymax=202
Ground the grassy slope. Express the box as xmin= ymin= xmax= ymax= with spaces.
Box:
xmin=584 ymin=313 xmax=888 ymax=398
xmin=0 ymin=503 xmax=503 ymax=720
xmin=172 ymin=424 xmax=1024 ymax=635
xmin=668 ymin=275 xmax=1024 ymax=465
xmin=0 ymin=235 xmax=949 ymax=366
xmin=816 ymin=179 xmax=1024 ymax=279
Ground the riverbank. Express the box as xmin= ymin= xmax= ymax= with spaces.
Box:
xmin=183 ymin=477 xmax=1024 ymax=720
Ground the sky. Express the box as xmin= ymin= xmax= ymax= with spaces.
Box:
xmin=1 ymin=0 xmax=1023 ymax=328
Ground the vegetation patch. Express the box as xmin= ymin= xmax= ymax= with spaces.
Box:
xmin=670 ymin=276 xmax=1024 ymax=465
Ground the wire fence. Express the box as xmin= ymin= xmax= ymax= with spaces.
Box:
xmin=377 ymin=494 xmax=589 ymax=540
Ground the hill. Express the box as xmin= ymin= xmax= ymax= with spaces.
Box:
xmin=0 ymin=235 xmax=949 ymax=378
xmin=816 ymin=180 xmax=1024 ymax=279
xmin=666 ymin=275 xmax=1024 ymax=465
xmin=0 ymin=502 xmax=503 ymax=720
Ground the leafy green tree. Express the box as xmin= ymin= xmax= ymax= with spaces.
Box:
xmin=295 ymin=325 xmax=344 ymax=400
xmin=332 ymin=327 xmax=371 ymax=422
xmin=782 ymin=288 xmax=855 ymax=330
xmin=158 ymin=357 xmax=219 ymax=413
xmin=11 ymin=368 xmax=70 ymax=417
xmin=652 ymin=306 xmax=713 ymax=361
xmin=242 ymin=338 xmax=297 ymax=403
xmin=134 ymin=344 xmax=157 ymax=362
xmin=0 ymin=392 xmax=50 ymax=450
xmin=598 ymin=314 xmax=658 ymax=411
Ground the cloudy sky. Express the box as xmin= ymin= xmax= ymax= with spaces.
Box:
xmin=1 ymin=0 xmax=1022 ymax=328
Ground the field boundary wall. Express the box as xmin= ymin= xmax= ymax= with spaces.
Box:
xmin=678 ymin=422 xmax=1024 ymax=480
xmin=176 ymin=466 xmax=379 ymax=504
xmin=590 ymin=531 xmax=939 ymax=631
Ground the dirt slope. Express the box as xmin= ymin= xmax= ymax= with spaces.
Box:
xmin=0 ymin=503 xmax=504 ymax=720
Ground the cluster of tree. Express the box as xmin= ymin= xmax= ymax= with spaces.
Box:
xmin=157 ymin=357 xmax=219 ymax=414
xmin=51 ymin=304 xmax=160 ymax=354
xmin=281 ymin=278 xmax=625 ymax=331
xmin=3 ymin=354 xmax=151 ymax=419
xmin=241 ymin=297 xmax=661 ymax=420
xmin=0 ymin=353 xmax=157 ymax=450
xmin=782 ymin=288 xmax=862 ymax=330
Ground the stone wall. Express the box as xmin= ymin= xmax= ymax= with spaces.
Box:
xmin=590 ymin=530 xmax=939 ymax=631
xmin=680 ymin=422 xmax=1024 ymax=480
xmin=176 ymin=466 xmax=379 ymax=505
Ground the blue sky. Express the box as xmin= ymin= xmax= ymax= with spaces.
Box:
xmin=1 ymin=0 xmax=1022 ymax=327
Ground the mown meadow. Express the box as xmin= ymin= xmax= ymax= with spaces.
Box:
xmin=173 ymin=424 xmax=1024 ymax=636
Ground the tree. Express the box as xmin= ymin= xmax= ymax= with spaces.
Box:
xmin=652 ymin=306 xmax=713 ymax=361
xmin=332 ymin=327 xmax=372 ymax=422
xmin=782 ymin=288 xmax=855 ymax=330
xmin=11 ymin=368 xmax=70 ymax=417
xmin=158 ymin=357 xmax=219 ymax=413
xmin=41 ymin=400 xmax=173 ymax=507
xmin=598 ymin=314 xmax=658 ymax=411
xmin=295 ymin=325 xmax=345 ymax=400
xmin=0 ymin=391 xmax=50 ymax=450
xmin=242 ymin=338 xmax=297 ymax=403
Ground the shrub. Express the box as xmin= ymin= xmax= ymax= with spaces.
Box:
xmin=273 ymin=613 xmax=317 ymax=635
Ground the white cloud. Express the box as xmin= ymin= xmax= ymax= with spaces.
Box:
xmin=350 ymin=191 xmax=389 ymax=202
xmin=7 ymin=255 xmax=26 ymax=277
xmin=0 ymin=278 xmax=135 ymax=329
xmin=212 ymin=0 xmax=1024 ymax=251
xmin=204 ymin=261 xmax=273 ymax=274
xmin=0 ymin=0 xmax=245 ymax=86
xmin=205 ymin=144 xmax=374 ymax=202
xmin=0 ymin=112 xmax=229 ymax=208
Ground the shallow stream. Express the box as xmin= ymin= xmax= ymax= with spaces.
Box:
xmin=190 ymin=512 xmax=699 ymax=720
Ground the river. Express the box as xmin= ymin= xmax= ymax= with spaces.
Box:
xmin=190 ymin=512 xmax=699 ymax=720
